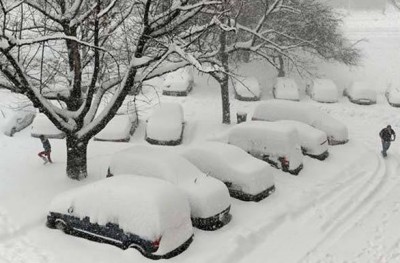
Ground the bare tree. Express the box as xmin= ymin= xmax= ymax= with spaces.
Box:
xmin=199 ymin=0 xmax=360 ymax=124
xmin=0 ymin=0 xmax=218 ymax=180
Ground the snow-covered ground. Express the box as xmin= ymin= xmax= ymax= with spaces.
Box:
xmin=1 ymin=10 xmax=400 ymax=263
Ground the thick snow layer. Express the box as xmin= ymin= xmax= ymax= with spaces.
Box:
xmin=180 ymin=142 xmax=274 ymax=195
xmin=308 ymin=78 xmax=339 ymax=103
xmin=227 ymin=121 xmax=303 ymax=170
xmin=385 ymin=86 xmax=400 ymax=105
xmin=275 ymin=120 xmax=329 ymax=156
xmin=31 ymin=113 xmax=65 ymax=138
xmin=346 ymin=81 xmax=377 ymax=102
xmin=49 ymin=175 xmax=193 ymax=255
xmin=94 ymin=114 xmax=137 ymax=141
xmin=252 ymin=100 xmax=349 ymax=144
xmin=273 ymin=77 xmax=300 ymax=101
xmin=109 ymin=145 xmax=230 ymax=219
xmin=2 ymin=110 xmax=36 ymax=136
xmin=233 ymin=77 xmax=261 ymax=100
xmin=163 ymin=67 xmax=194 ymax=92
xmin=146 ymin=103 xmax=184 ymax=142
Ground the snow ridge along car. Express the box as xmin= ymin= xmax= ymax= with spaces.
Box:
xmin=272 ymin=77 xmax=300 ymax=101
xmin=46 ymin=175 xmax=194 ymax=260
xmin=107 ymin=145 xmax=232 ymax=230
xmin=227 ymin=121 xmax=304 ymax=175
xmin=344 ymin=81 xmax=377 ymax=105
xmin=252 ymin=100 xmax=348 ymax=145
xmin=145 ymin=103 xmax=185 ymax=145
xmin=180 ymin=142 xmax=275 ymax=201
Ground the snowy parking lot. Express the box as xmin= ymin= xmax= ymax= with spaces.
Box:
xmin=1 ymin=10 xmax=400 ymax=263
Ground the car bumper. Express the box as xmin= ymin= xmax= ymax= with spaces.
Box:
xmin=191 ymin=206 xmax=231 ymax=231
xmin=305 ymin=150 xmax=329 ymax=161
xmin=229 ymin=185 xmax=276 ymax=202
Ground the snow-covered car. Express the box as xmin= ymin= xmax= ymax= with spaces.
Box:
xmin=3 ymin=110 xmax=36 ymax=136
xmin=344 ymin=81 xmax=377 ymax=105
xmin=94 ymin=112 xmax=138 ymax=142
xmin=233 ymin=77 xmax=261 ymax=101
xmin=162 ymin=67 xmax=194 ymax=96
xmin=180 ymin=142 xmax=275 ymax=201
xmin=307 ymin=78 xmax=339 ymax=103
xmin=385 ymin=86 xmax=400 ymax=107
xmin=107 ymin=145 xmax=232 ymax=230
xmin=275 ymin=120 xmax=329 ymax=160
xmin=252 ymin=100 xmax=348 ymax=145
xmin=31 ymin=113 xmax=65 ymax=139
xmin=47 ymin=175 xmax=194 ymax=259
xmin=227 ymin=121 xmax=303 ymax=175
xmin=272 ymin=77 xmax=300 ymax=101
xmin=145 ymin=103 xmax=184 ymax=145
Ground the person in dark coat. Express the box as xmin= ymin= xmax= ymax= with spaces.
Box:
xmin=379 ymin=125 xmax=396 ymax=157
xmin=38 ymin=135 xmax=52 ymax=164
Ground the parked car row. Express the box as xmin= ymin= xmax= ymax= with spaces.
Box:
xmin=47 ymin=143 xmax=276 ymax=259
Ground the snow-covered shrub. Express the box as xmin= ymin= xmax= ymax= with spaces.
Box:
xmin=108 ymin=145 xmax=231 ymax=230
xmin=252 ymin=100 xmax=348 ymax=145
xmin=272 ymin=77 xmax=300 ymax=101
xmin=145 ymin=103 xmax=184 ymax=145
xmin=275 ymin=120 xmax=329 ymax=160
xmin=48 ymin=175 xmax=193 ymax=258
xmin=307 ymin=78 xmax=339 ymax=103
xmin=233 ymin=77 xmax=261 ymax=101
xmin=344 ymin=81 xmax=377 ymax=105
xmin=180 ymin=142 xmax=275 ymax=201
xmin=227 ymin=121 xmax=303 ymax=175
xmin=162 ymin=67 xmax=194 ymax=96
xmin=31 ymin=113 xmax=65 ymax=139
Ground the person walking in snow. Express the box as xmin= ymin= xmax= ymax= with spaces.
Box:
xmin=379 ymin=125 xmax=396 ymax=157
xmin=38 ymin=135 xmax=52 ymax=164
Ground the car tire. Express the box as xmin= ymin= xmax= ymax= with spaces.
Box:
xmin=55 ymin=219 xmax=70 ymax=234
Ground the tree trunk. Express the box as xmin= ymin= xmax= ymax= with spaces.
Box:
xmin=277 ymin=55 xmax=285 ymax=77
xmin=220 ymin=74 xmax=230 ymax=124
xmin=66 ymin=135 xmax=89 ymax=180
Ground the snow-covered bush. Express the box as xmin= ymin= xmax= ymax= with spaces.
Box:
xmin=31 ymin=113 xmax=65 ymax=139
xmin=233 ymin=77 xmax=261 ymax=101
xmin=94 ymin=113 xmax=138 ymax=142
xmin=275 ymin=120 xmax=329 ymax=160
xmin=272 ymin=77 xmax=300 ymax=101
xmin=252 ymin=100 xmax=348 ymax=145
xmin=145 ymin=103 xmax=184 ymax=145
xmin=227 ymin=121 xmax=303 ymax=175
xmin=344 ymin=81 xmax=377 ymax=105
xmin=180 ymin=142 xmax=275 ymax=201
xmin=162 ymin=67 xmax=194 ymax=96
xmin=307 ymin=78 xmax=339 ymax=103
xmin=48 ymin=175 xmax=193 ymax=258
xmin=385 ymin=86 xmax=400 ymax=107
xmin=108 ymin=145 xmax=231 ymax=230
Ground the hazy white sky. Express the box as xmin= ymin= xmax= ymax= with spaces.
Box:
xmin=323 ymin=0 xmax=386 ymax=10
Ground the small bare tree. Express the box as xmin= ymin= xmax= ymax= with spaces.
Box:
xmin=0 ymin=0 xmax=218 ymax=180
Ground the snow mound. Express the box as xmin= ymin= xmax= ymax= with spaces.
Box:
xmin=273 ymin=77 xmax=300 ymax=101
xmin=227 ymin=121 xmax=303 ymax=171
xmin=308 ymin=78 xmax=339 ymax=103
xmin=275 ymin=120 xmax=329 ymax=157
xmin=385 ymin=86 xmax=400 ymax=106
xmin=345 ymin=81 xmax=377 ymax=104
xmin=31 ymin=113 xmax=65 ymax=139
xmin=180 ymin=142 xmax=274 ymax=197
xmin=252 ymin=100 xmax=348 ymax=145
xmin=109 ymin=145 xmax=231 ymax=219
xmin=94 ymin=113 xmax=138 ymax=142
xmin=233 ymin=77 xmax=261 ymax=101
xmin=162 ymin=67 xmax=194 ymax=96
xmin=49 ymin=175 xmax=193 ymax=255
xmin=146 ymin=103 xmax=184 ymax=145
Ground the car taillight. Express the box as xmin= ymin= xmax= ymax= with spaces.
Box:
xmin=282 ymin=157 xmax=289 ymax=166
xmin=152 ymin=237 xmax=162 ymax=250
